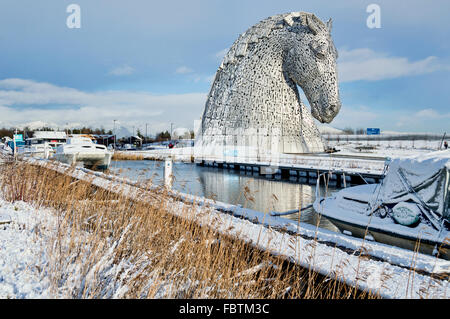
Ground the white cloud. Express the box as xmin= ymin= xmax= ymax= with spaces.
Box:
xmin=175 ymin=68 xmax=215 ymax=84
xmin=175 ymin=66 xmax=194 ymax=74
xmin=395 ymin=108 xmax=450 ymax=128
xmin=108 ymin=65 xmax=135 ymax=76
xmin=337 ymin=48 xmax=445 ymax=82
xmin=413 ymin=108 xmax=441 ymax=119
xmin=0 ymin=78 xmax=206 ymax=134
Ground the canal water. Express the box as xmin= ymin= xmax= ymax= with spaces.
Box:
xmin=108 ymin=160 xmax=340 ymax=232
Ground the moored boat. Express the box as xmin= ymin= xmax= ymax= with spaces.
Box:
xmin=313 ymin=150 xmax=450 ymax=260
xmin=19 ymin=131 xmax=67 ymax=158
xmin=54 ymin=136 xmax=112 ymax=170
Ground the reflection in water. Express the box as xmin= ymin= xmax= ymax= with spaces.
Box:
xmin=108 ymin=160 xmax=339 ymax=232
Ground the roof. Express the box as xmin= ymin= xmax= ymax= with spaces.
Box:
xmin=33 ymin=131 xmax=67 ymax=139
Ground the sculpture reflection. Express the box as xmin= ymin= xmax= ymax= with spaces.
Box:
xmin=110 ymin=160 xmax=338 ymax=231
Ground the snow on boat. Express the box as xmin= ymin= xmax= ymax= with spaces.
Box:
xmin=53 ymin=136 xmax=112 ymax=170
xmin=313 ymin=150 xmax=450 ymax=260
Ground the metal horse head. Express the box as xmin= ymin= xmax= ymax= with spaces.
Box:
xmin=284 ymin=12 xmax=341 ymax=123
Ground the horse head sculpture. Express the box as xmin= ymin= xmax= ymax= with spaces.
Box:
xmin=197 ymin=12 xmax=341 ymax=159
xmin=284 ymin=13 xmax=341 ymax=124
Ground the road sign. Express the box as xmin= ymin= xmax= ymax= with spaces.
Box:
xmin=13 ymin=134 xmax=23 ymax=142
xmin=366 ymin=128 xmax=380 ymax=135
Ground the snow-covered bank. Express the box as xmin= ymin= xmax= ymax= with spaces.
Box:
xmin=0 ymin=194 xmax=200 ymax=299
xmin=24 ymin=158 xmax=450 ymax=299
xmin=0 ymin=199 xmax=55 ymax=298
xmin=325 ymin=139 xmax=444 ymax=158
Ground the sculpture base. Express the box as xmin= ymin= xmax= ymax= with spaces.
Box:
xmin=195 ymin=132 xmax=324 ymax=163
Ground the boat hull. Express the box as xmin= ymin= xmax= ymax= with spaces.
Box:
xmin=313 ymin=181 xmax=449 ymax=260
xmin=54 ymin=152 xmax=112 ymax=170
xmin=322 ymin=213 xmax=450 ymax=260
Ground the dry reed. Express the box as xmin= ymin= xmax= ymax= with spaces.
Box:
xmin=0 ymin=159 xmax=378 ymax=299
xmin=112 ymin=152 xmax=146 ymax=161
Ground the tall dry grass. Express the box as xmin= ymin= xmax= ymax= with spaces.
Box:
xmin=112 ymin=152 xmax=146 ymax=161
xmin=0 ymin=159 xmax=378 ymax=299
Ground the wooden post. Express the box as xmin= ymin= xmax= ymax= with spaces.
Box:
xmin=281 ymin=168 xmax=290 ymax=178
xmin=164 ymin=157 xmax=173 ymax=189
xmin=44 ymin=142 xmax=50 ymax=159
xmin=336 ymin=173 xmax=342 ymax=188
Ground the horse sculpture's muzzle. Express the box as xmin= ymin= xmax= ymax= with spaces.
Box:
xmin=324 ymin=102 xmax=341 ymax=123
xmin=311 ymin=101 xmax=341 ymax=123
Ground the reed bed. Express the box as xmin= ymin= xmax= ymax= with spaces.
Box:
xmin=0 ymin=160 xmax=379 ymax=299
xmin=112 ymin=152 xmax=146 ymax=161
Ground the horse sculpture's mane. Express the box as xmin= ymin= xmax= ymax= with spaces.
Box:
xmin=197 ymin=12 xmax=340 ymax=159
xmin=220 ymin=12 xmax=328 ymax=68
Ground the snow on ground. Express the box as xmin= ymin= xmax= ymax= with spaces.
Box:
xmin=0 ymin=199 xmax=55 ymax=298
xmin=1 ymin=149 xmax=448 ymax=299
xmin=0 ymin=190 xmax=183 ymax=299
xmin=326 ymin=139 xmax=443 ymax=158
xmin=26 ymin=158 xmax=450 ymax=299
xmin=0 ymin=144 xmax=12 ymax=158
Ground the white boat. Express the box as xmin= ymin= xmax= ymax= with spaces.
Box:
xmin=313 ymin=150 xmax=450 ymax=260
xmin=19 ymin=131 xmax=67 ymax=158
xmin=54 ymin=136 xmax=113 ymax=170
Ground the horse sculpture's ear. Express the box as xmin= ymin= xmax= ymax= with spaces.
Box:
xmin=327 ymin=18 xmax=333 ymax=33
xmin=305 ymin=14 xmax=321 ymax=35
xmin=299 ymin=12 xmax=327 ymax=35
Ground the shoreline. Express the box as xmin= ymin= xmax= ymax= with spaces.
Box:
xmin=1 ymin=157 xmax=446 ymax=298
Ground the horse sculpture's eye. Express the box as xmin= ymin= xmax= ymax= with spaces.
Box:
xmin=315 ymin=51 xmax=326 ymax=59
xmin=310 ymin=40 xmax=328 ymax=60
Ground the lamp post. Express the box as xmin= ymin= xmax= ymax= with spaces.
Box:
xmin=145 ymin=123 xmax=148 ymax=144
xmin=13 ymin=128 xmax=17 ymax=159
xmin=113 ymin=120 xmax=117 ymax=149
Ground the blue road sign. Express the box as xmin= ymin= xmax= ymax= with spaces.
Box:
xmin=366 ymin=128 xmax=380 ymax=135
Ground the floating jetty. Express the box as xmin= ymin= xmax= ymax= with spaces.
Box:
xmin=196 ymin=153 xmax=386 ymax=187
xmin=114 ymin=148 xmax=387 ymax=187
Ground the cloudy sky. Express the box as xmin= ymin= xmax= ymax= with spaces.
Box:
xmin=0 ymin=0 xmax=449 ymax=134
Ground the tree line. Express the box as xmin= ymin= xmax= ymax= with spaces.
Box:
xmin=341 ymin=127 xmax=366 ymax=135
xmin=0 ymin=126 xmax=113 ymax=139
xmin=0 ymin=126 xmax=195 ymax=143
